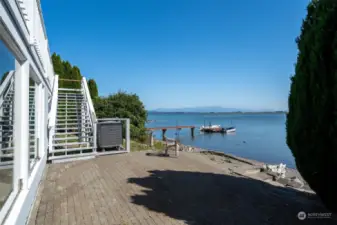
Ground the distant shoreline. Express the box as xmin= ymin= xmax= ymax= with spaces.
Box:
xmin=148 ymin=111 xmax=287 ymax=114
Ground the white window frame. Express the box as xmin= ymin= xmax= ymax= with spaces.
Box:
xmin=0 ymin=2 xmax=28 ymax=223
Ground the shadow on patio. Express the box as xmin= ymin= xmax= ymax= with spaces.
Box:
xmin=128 ymin=170 xmax=336 ymax=225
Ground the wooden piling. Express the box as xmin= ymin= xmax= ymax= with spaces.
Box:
xmin=191 ymin=127 xmax=195 ymax=138
xmin=149 ymin=132 xmax=154 ymax=147
xmin=162 ymin=129 xmax=167 ymax=141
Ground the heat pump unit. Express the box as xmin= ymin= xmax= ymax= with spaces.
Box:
xmin=97 ymin=121 xmax=123 ymax=148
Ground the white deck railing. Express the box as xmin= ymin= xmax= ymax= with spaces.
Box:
xmin=82 ymin=77 xmax=97 ymax=151
xmin=48 ymin=75 xmax=59 ymax=127
xmin=48 ymin=75 xmax=58 ymax=155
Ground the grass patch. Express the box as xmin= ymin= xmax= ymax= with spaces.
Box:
xmin=123 ymin=139 xmax=166 ymax=152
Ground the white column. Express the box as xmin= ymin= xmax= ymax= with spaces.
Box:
xmin=44 ymin=86 xmax=48 ymax=157
xmin=93 ymin=123 xmax=97 ymax=152
xmin=126 ymin=119 xmax=130 ymax=153
xmin=35 ymin=83 xmax=46 ymax=159
xmin=14 ymin=60 xmax=29 ymax=191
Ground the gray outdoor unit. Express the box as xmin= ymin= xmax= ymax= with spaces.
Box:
xmin=97 ymin=121 xmax=123 ymax=148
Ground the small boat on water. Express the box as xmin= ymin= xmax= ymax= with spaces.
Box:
xmin=200 ymin=124 xmax=236 ymax=133
xmin=200 ymin=124 xmax=224 ymax=133
xmin=225 ymin=126 xmax=236 ymax=133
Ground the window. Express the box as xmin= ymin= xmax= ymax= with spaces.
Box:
xmin=0 ymin=39 xmax=15 ymax=210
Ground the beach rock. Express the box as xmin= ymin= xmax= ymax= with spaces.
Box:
xmin=286 ymin=176 xmax=304 ymax=189
xmin=277 ymin=176 xmax=304 ymax=189
xmin=262 ymin=163 xmax=286 ymax=178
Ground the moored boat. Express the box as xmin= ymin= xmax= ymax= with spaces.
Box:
xmin=200 ymin=124 xmax=236 ymax=134
xmin=200 ymin=124 xmax=225 ymax=133
xmin=225 ymin=126 xmax=236 ymax=133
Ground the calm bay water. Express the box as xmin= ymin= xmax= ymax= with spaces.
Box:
xmin=147 ymin=113 xmax=296 ymax=168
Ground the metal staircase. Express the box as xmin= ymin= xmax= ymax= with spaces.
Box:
xmin=48 ymin=81 xmax=96 ymax=162
xmin=0 ymin=72 xmax=37 ymax=167
xmin=0 ymin=73 xmax=15 ymax=167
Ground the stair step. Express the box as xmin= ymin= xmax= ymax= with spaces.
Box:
xmin=53 ymin=142 xmax=91 ymax=147
xmin=49 ymin=147 xmax=94 ymax=154
xmin=55 ymin=127 xmax=84 ymax=130
xmin=57 ymin=105 xmax=85 ymax=107
xmin=57 ymin=111 xmax=86 ymax=114
xmin=57 ymin=102 xmax=85 ymax=104
xmin=0 ymin=146 xmax=35 ymax=151
xmin=57 ymin=96 xmax=84 ymax=98
xmin=57 ymin=99 xmax=84 ymax=101
xmin=57 ymin=116 xmax=89 ymax=119
xmin=56 ymin=119 xmax=91 ymax=122
xmin=58 ymin=93 xmax=83 ymax=95
xmin=55 ymin=131 xmax=92 ymax=135
xmin=57 ymin=108 xmax=85 ymax=110
xmin=56 ymin=122 xmax=91 ymax=126
xmin=57 ymin=110 xmax=85 ymax=113
xmin=58 ymin=88 xmax=82 ymax=91
xmin=54 ymin=136 xmax=93 ymax=141
xmin=57 ymin=103 xmax=85 ymax=106
xmin=57 ymin=98 xmax=84 ymax=100
xmin=57 ymin=115 xmax=87 ymax=117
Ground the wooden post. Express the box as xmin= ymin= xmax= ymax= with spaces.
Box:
xmin=150 ymin=132 xmax=154 ymax=147
xmin=162 ymin=129 xmax=167 ymax=141
xmin=191 ymin=127 xmax=195 ymax=138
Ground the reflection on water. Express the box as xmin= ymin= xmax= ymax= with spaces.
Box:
xmin=0 ymin=39 xmax=15 ymax=209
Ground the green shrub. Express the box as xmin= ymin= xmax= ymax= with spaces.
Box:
xmin=94 ymin=91 xmax=147 ymax=142
xmin=286 ymin=0 xmax=337 ymax=211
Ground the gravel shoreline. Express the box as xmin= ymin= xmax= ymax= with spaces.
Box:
xmin=154 ymin=139 xmax=312 ymax=193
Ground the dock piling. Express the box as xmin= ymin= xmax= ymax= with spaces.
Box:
xmin=149 ymin=132 xmax=154 ymax=147
xmin=162 ymin=129 xmax=167 ymax=141
xmin=191 ymin=127 xmax=195 ymax=138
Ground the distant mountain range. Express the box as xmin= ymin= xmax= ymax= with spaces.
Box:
xmin=149 ymin=106 xmax=286 ymax=113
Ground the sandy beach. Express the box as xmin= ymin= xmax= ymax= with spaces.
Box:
xmin=155 ymin=139 xmax=311 ymax=192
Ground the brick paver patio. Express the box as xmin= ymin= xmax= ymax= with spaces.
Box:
xmin=28 ymin=152 xmax=336 ymax=225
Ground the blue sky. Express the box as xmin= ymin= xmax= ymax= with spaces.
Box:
xmin=42 ymin=0 xmax=309 ymax=111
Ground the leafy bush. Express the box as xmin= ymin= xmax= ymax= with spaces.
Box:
xmin=94 ymin=91 xmax=148 ymax=142
xmin=286 ymin=0 xmax=337 ymax=211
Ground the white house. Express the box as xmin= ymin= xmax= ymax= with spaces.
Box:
xmin=0 ymin=1 xmax=129 ymax=224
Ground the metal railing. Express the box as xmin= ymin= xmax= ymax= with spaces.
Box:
xmin=81 ymin=77 xmax=97 ymax=151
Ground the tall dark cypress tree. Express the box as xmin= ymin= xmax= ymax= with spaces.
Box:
xmin=286 ymin=0 xmax=337 ymax=211
xmin=62 ymin=61 xmax=72 ymax=88
xmin=51 ymin=53 xmax=85 ymax=89
xmin=87 ymin=79 xmax=99 ymax=99
xmin=71 ymin=66 xmax=82 ymax=88
xmin=51 ymin=53 xmax=64 ymax=87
